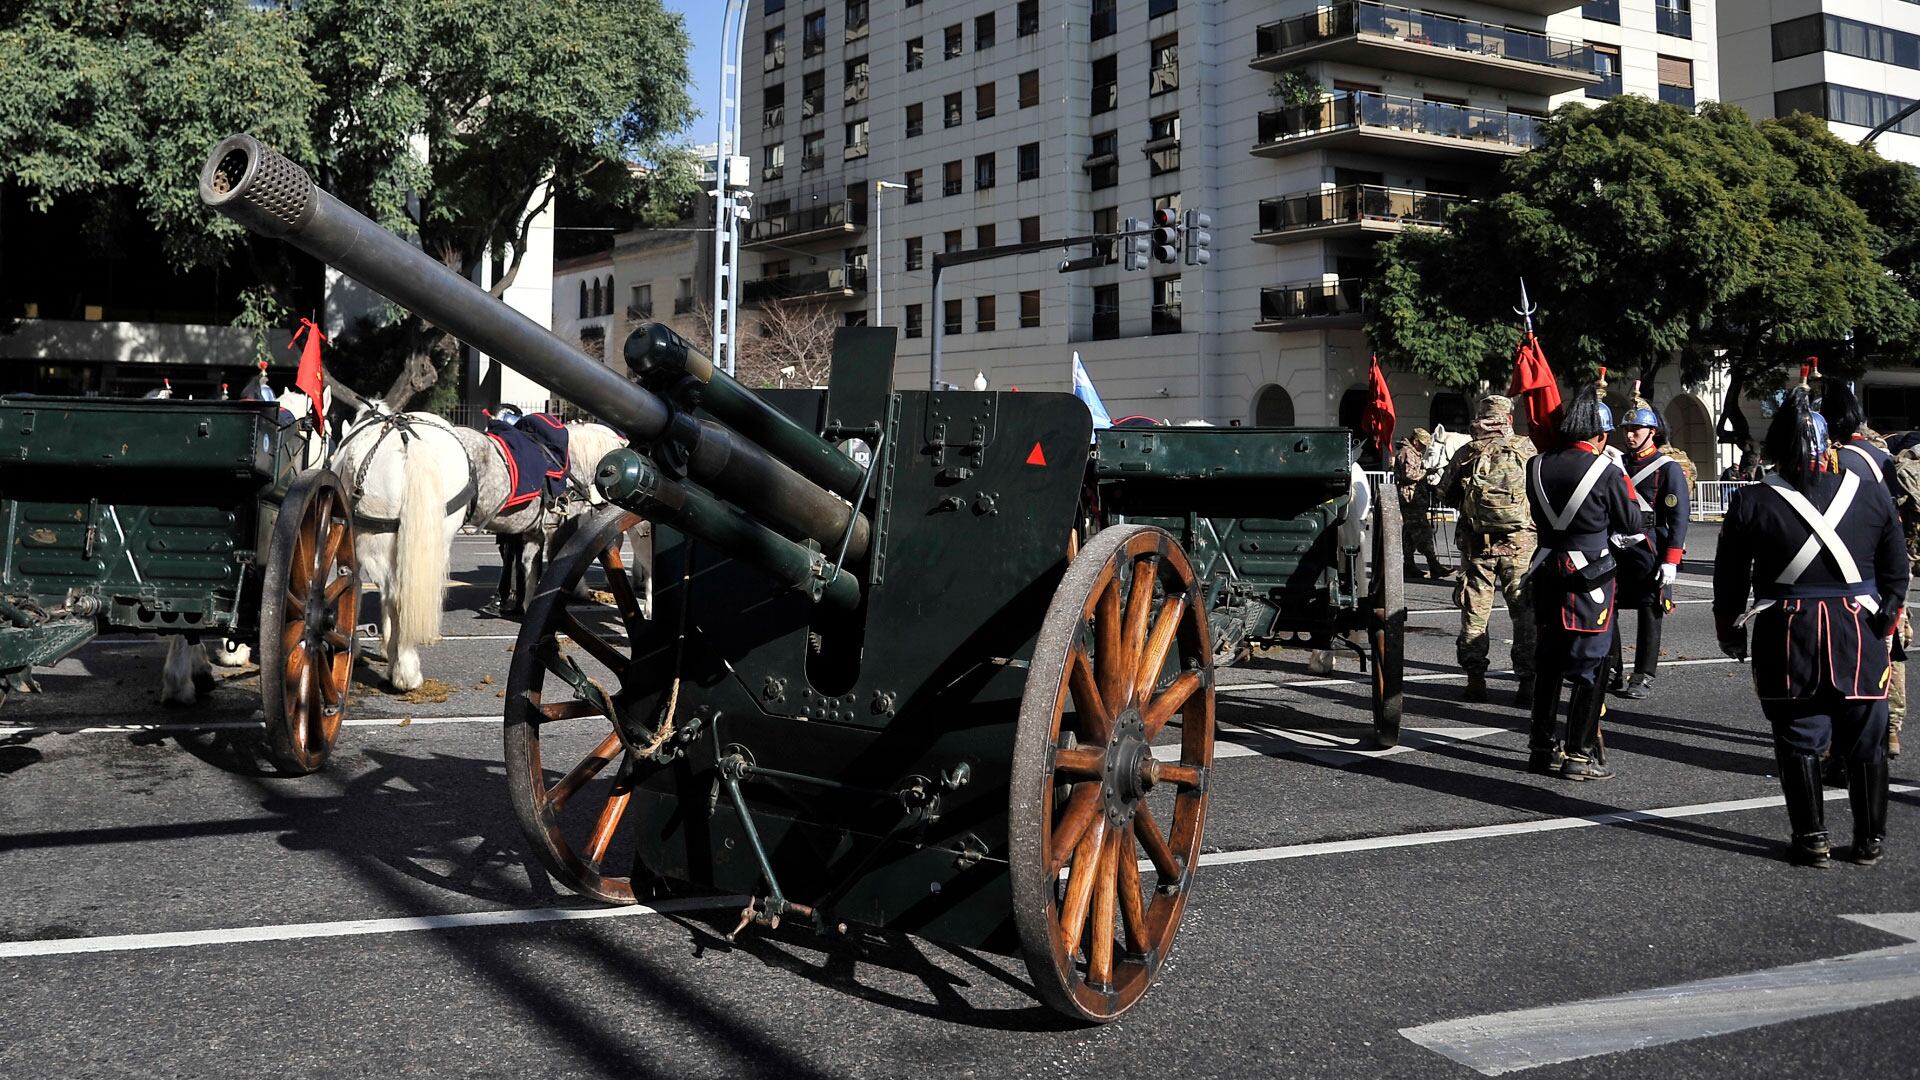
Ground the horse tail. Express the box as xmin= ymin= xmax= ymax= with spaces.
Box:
xmin=391 ymin=431 xmax=452 ymax=649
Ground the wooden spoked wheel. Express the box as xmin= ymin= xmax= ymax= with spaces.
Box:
xmin=504 ymin=506 xmax=652 ymax=905
xmin=1010 ymin=524 xmax=1214 ymax=1023
xmin=1367 ymin=480 xmax=1406 ymax=748
xmin=259 ymin=469 xmax=361 ymax=775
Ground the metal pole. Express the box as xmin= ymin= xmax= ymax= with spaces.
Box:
xmin=872 ymin=180 xmax=904 ymax=328
xmin=713 ymin=0 xmax=749 ymax=377
xmin=929 ymin=259 xmax=945 ymax=391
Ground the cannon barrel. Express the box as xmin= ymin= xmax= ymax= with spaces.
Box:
xmin=198 ymin=134 xmax=868 ymax=562
xmin=625 ymin=324 xmax=868 ymax=500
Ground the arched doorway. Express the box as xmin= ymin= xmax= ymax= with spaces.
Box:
xmin=1337 ymin=385 xmax=1384 ymax=465
xmin=1253 ymin=384 xmax=1296 ymax=427
xmin=1665 ymin=394 xmax=1715 ymax=475
xmin=1429 ymin=392 xmax=1470 ymax=437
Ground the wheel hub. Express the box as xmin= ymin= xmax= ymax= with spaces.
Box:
xmin=1101 ymin=708 xmax=1152 ymax=825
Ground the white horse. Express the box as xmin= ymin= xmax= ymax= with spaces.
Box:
xmin=1423 ymin=423 xmax=1473 ymax=476
xmin=161 ymin=387 xmax=330 ymax=705
xmin=331 ymin=408 xmax=629 ymax=690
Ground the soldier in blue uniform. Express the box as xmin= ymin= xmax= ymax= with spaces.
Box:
xmin=1715 ymin=388 xmax=1907 ymax=867
xmin=1606 ymin=406 xmax=1690 ymax=699
xmin=1525 ymin=387 xmax=1640 ymax=781
xmin=1823 ymin=382 xmax=1907 ymax=761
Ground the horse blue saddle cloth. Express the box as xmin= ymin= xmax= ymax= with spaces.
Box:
xmin=484 ymin=413 xmax=570 ymax=513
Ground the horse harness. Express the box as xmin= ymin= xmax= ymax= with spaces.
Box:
xmin=335 ymin=412 xmax=479 ymax=532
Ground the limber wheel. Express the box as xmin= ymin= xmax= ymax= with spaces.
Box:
xmin=1010 ymin=524 xmax=1214 ymax=1023
xmin=1368 ymin=478 xmax=1406 ymax=748
xmin=504 ymin=506 xmax=652 ymax=905
xmin=259 ymin=469 xmax=361 ymax=775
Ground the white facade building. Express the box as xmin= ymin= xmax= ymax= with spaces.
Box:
xmin=738 ymin=0 xmax=1718 ymax=445
xmin=1720 ymin=0 xmax=1920 ymax=166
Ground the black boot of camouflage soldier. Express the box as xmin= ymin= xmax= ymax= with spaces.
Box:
xmin=1514 ymin=672 xmax=1536 ymax=709
xmin=1776 ymin=750 xmax=1832 ymax=867
xmin=1527 ymin=675 xmax=1563 ymax=774
xmin=1560 ymin=683 xmax=1615 ymax=781
xmin=1463 ymin=668 xmax=1488 ymax=703
xmin=1846 ymin=756 xmax=1889 ymax=865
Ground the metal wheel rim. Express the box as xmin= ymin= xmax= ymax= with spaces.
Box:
xmin=260 ymin=469 xmax=360 ymax=775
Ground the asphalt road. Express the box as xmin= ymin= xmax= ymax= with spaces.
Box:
xmin=2 ymin=535 xmax=1916 ymax=1079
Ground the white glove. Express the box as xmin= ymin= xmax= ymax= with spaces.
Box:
xmin=1657 ymin=563 xmax=1677 ymax=588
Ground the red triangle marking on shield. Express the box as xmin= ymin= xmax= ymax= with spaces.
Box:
xmin=1025 ymin=442 xmax=1047 ymax=466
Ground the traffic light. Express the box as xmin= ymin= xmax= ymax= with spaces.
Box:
xmin=1184 ymin=210 xmax=1212 ymax=266
xmin=1123 ymin=216 xmax=1149 ymax=271
xmin=1150 ymin=207 xmax=1179 ymax=264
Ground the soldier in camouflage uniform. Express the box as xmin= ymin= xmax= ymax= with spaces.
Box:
xmin=1440 ymin=395 xmax=1538 ymax=706
xmin=1394 ymin=429 xmax=1450 ymax=579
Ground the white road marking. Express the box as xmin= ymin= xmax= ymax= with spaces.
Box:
xmin=1198 ymin=784 xmax=1919 ymax=869
xmin=0 ymin=895 xmax=749 ymax=960
xmin=1157 ymin=725 xmax=1504 ymax=763
xmin=1400 ymin=912 xmax=1920 ymax=1076
xmin=1217 ymin=655 xmax=1741 ymax=695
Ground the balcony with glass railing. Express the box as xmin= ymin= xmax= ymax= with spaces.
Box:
xmin=1659 ymin=83 xmax=1695 ymax=109
xmin=1655 ymin=3 xmax=1689 ymax=38
xmin=1254 ymin=185 xmax=1471 ymax=243
xmin=1252 ymin=2 xmax=1598 ymax=95
xmin=744 ymin=266 xmax=868 ymax=305
xmin=743 ymin=201 xmax=868 ymax=250
xmin=1254 ymin=278 xmax=1367 ymax=331
xmin=1254 ymin=92 xmax=1545 ymax=161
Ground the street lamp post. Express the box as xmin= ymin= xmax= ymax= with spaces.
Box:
xmin=872 ymin=180 xmax=907 ymax=325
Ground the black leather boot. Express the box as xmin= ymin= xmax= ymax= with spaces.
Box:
xmin=1463 ymin=670 xmax=1488 ymax=703
xmin=1514 ymin=673 xmax=1536 ymax=710
xmin=1776 ymin=750 xmax=1832 ymax=868
xmin=1845 ymin=756 xmax=1889 ymax=866
xmin=1560 ymin=683 xmax=1615 ymax=781
xmin=1427 ymin=555 xmax=1454 ymax=579
xmin=1527 ymin=674 xmax=1563 ymax=775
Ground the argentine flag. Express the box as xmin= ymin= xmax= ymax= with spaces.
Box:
xmin=1071 ymin=352 xmax=1112 ymax=430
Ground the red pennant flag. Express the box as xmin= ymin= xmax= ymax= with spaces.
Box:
xmin=1507 ymin=331 xmax=1562 ymax=454
xmin=1359 ymin=354 xmax=1396 ymax=451
xmin=288 ymin=318 xmax=328 ymax=434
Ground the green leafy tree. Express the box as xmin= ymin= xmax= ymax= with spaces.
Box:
xmin=1 ymin=0 xmax=698 ymax=405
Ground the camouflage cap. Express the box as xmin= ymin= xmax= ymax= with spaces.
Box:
xmin=1412 ymin=427 xmax=1433 ymax=446
xmin=1476 ymin=394 xmax=1514 ymax=420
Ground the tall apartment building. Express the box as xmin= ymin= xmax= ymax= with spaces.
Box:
xmin=739 ymin=0 xmax=1716 ymax=438
xmin=1721 ymin=2 xmax=1920 ymax=166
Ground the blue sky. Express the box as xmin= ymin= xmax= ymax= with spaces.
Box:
xmin=666 ymin=0 xmax=722 ymax=145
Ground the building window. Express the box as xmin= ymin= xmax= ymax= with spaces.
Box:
xmin=1093 ymin=206 xmax=1117 ymax=264
xmin=1091 ymin=0 xmax=1115 ymax=41
xmin=845 ymin=0 xmax=868 ymax=40
xmin=1088 ymin=130 xmax=1118 ymax=190
xmin=977 ymin=295 xmax=997 ymax=332
xmin=1092 ymin=54 xmax=1117 ymax=114
xmin=1657 ymin=55 xmax=1694 ymax=109
xmin=630 ymin=283 xmax=653 ymax=319
xmin=1771 ymin=15 xmax=1822 ymax=62
xmin=905 ymin=169 xmax=924 ymax=203
xmin=976 ymin=12 xmax=996 ymax=50
xmin=944 ymin=229 xmax=963 ymax=254
xmin=944 ymin=298 xmax=963 ymax=335
xmin=1655 ymin=0 xmax=1690 ymax=39
xmin=764 ymin=259 xmax=791 ymax=280
xmin=975 ymin=152 xmax=996 ymax=189
xmin=844 ymin=118 xmax=869 ymax=157
xmin=1019 ymin=70 xmax=1040 ymax=109
xmin=675 ymin=277 xmax=694 ymax=314
xmin=762 ymin=142 xmax=786 ymax=181
xmin=1148 ymin=0 xmax=1175 ymax=16
xmin=1150 ymin=34 xmax=1178 ymax=97
xmin=1018 ymin=142 xmax=1040 ymax=181
xmin=905 ymin=303 xmax=923 ymax=338
xmin=977 ymin=223 xmax=997 ymax=249
xmin=1021 ymin=215 xmax=1040 ymax=243
xmin=906 ymin=36 xmax=924 ymax=72
xmin=845 ymin=55 xmax=869 ymax=105
xmin=801 ymin=131 xmax=825 ymax=171
xmin=944 ymin=159 xmax=964 ymax=196
xmin=945 ymin=91 xmax=963 ymax=128
xmin=1587 ymin=43 xmax=1622 ymax=99
xmin=905 ymin=102 xmax=924 ymax=137
xmin=1018 ymin=0 xmax=1039 ymax=37
xmin=844 ymin=310 xmax=868 ymax=327
xmin=1152 ymin=276 xmax=1181 ymax=335
xmin=1153 ymin=192 xmax=1180 ymax=216
xmin=1021 ymin=289 xmax=1041 ymax=328
xmin=1778 ymin=15 xmax=1920 ymax=71
xmin=764 ymin=27 xmax=786 ymax=72
xmin=1581 ymin=1 xmax=1619 ymax=26
xmin=905 ymin=236 xmax=923 ymax=271
xmin=767 ymin=0 xmax=785 ymax=12
xmin=802 ymin=70 xmax=825 ymax=119
xmin=1092 ymin=284 xmax=1120 ymax=340
xmin=1786 ymin=83 xmax=1920 ymax=136
xmin=977 ymin=82 xmax=996 ymax=119
xmin=763 ymin=84 xmax=786 ymax=129
xmin=803 ymin=9 xmax=826 ymax=57
xmin=1147 ymin=112 xmax=1180 ymax=175
xmin=577 ymin=280 xmax=589 ymax=318
xmin=945 ymin=23 xmax=963 ymax=60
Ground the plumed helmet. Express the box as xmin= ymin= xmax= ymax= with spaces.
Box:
xmin=1559 ymin=384 xmax=1613 ymax=441
xmin=491 ymin=402 xmax=524 ymax=424
xmin=1622 ymin=406 xmax=1659 ymax=430
xmin=1820 ymin=380 xmax=1865 ymax=441
xmin=1595 ymin=400 xmax=1615 ymax=433
xmin=1765 ymin=387 xmax=1828 ymax=488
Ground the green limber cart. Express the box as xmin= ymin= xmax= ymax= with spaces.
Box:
xmin=0 ymin=395 xmax=361 ymax=774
